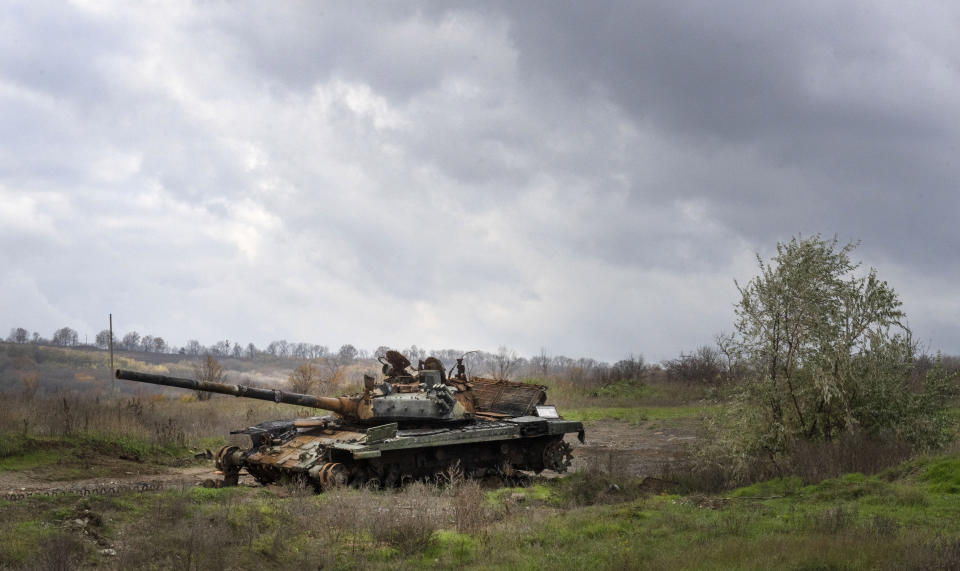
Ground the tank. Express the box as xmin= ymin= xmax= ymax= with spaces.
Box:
xmin=114 ymin=351 xmax=585 ymax=490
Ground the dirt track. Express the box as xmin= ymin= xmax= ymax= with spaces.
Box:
xmin=567 ymin=417 xmax=699 ymax=477
xmin=0 ymin=419 xmax=697 ymax=499
xmin=0 ymin=466 xmax=226 ymax=500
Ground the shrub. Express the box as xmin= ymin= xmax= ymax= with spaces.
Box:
xmin=705 ymin=235 xmax=959 ymax=481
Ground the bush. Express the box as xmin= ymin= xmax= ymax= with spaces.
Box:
xmin=706 ymin=235 xmax=959 ymax=481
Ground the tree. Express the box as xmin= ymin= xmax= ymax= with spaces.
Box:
xmin=211 ymin=339 xmax=230 ymax=357
xmin=531 ymin=347 xmax=551 ymax=377
xmin=95 ymin=329 xmax=114 ymax=349
xmin=7 ymin=327 xmax=29 ymax=344
xmin=664 ymin=346 xmax=726 ymax=386
xmin=338 ymin=344 xmax=358 ymax=365
xmin=266 ymin=341 xmax=279 ymax=357
xmin=724 ymin=235 xmax=957 ymax=461
xmin=152 ymin=336 xmax=167 ymax=353
xmin=141 ymin=335 xmax=155 ymax=353
xmin=490 ymin=346 xmax=521 ymax=380
xmin=288 ymin=362 xmax=319 ymax=393
xmin=184 ymin=340 xmax=203 ymax=355
xmin=193 ymin=354 xmax=223 ymax=401
xmin=122 ymin=331 xmax=141 ymax=351
xmin=404 ymin=345 xmax=425 ymax=363
xmin=52 ymin=327 xmax=79 ymax=347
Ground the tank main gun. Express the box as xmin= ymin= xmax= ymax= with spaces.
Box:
xmin=115 ymin=369 xmax=359 ymax=414
xmin=114 ymin=367 xmax=475 ymax=425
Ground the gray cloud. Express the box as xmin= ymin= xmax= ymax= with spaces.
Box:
xmin=0 ymin=1 xmax=957 ymax=361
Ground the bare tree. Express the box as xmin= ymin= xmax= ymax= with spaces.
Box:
xmin=211 ymin=339 xmax=230 ymax=356
xmin=664 ymin=346 xmax=725 ymax=386
xmin=94 ymin=329 xmax=113 ymax=349
xmin=193 ymin=354 xmax=223 ymax=401
xmin=530 ymin=347 xmax=551 ymax=377
xmin=52 ymin=327 xmax=79 ymax=347
xmin=7 ymin=327 xmax=29 ymax=344
xmin=288 ymin=362 xmax=320 ymax=393
xmin=338 ymin=344 xmax=358 ymax=365
xmin=405 ymin=345 xmax=426 ymax=363
xmin=121 ymin=331 xmax=141 ymax=351
xmin=490 ymin=346 xmax=521 ymax=380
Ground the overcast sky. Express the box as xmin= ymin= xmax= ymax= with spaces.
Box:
xmin=1 ymin=1 xmax=958 ymax=362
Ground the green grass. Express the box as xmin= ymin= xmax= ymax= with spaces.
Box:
xmin=0 ymin=432 xmax=193 ymax=476
xmin=922 ymin=456 xmax=960 ymax=493
xmin=563 ymin=405 xmax=710 ymax=424
xmin=4 ymin=454 xmax=960 ymax=569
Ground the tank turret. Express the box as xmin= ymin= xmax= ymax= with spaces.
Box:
xmin=115 ymin=361 xmax=476 ymax=425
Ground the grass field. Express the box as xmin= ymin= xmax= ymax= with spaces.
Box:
xmin=1 ymin=344 xmax=957 ymax=569
xmin=3 ymin=453 xmax=960 ymax=569
xmin=564 ymin=405 xmax=711 ymax=425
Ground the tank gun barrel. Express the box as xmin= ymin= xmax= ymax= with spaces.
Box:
xmin=114 ymin=369 xmax=357 ymax=414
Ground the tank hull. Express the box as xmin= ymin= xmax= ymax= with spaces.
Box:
xmin=219 ymin=416 xmax=584 ymax=489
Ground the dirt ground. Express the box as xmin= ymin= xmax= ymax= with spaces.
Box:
xmin=0 ymin=418 xmax=698 ymax=499
xmin=566 ymin=417 xmax=699 ymax=477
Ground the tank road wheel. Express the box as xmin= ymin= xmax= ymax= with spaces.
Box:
xmin=309 ymin=462 xmax=348 ymax=490
xmin=542 ymin=439 xmax=574 ymax=473
xmin=214 ymin=446 xmax=243 ymax=487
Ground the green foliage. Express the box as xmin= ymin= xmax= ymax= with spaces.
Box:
xmin=590 ymin=379 xmax=651 ymax=400
xmin=713 ymin=235 xmax=959 ymax=478
xmin=0 ymin=432 xmax=31 ymax=459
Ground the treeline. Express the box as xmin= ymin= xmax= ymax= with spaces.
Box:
xmin=6 ymin=324 xmax=957 ymax=391
xmin=5 ymin=324 xmax=660 ymax=385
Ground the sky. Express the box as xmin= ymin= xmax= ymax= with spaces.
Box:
xmin=1 ymin=1 xmax=958 ymax=363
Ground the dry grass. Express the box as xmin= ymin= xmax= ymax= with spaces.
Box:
xmin=0 ymin=392 xmax=317 ymax=452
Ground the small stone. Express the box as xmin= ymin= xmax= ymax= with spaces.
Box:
xmin=99 ymin=549 xmax=117 ymax=557
xmin=510 ymin=493 xmax=526 ymax=503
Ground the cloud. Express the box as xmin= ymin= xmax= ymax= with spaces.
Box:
xmin=0 ymin=1 xmax=957 ymax=361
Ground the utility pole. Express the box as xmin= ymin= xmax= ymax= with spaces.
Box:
xmin=109 ymin=313 xmax=115 ymax=394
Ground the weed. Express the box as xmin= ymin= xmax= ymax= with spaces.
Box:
xmin=897 ymin=536 xmax=960 ymax=570
xmin=369 ymin=482 xmax=440 ymax=554
xmin=33 ymin=531 xmax=85 ymax=571
xmin=866 ymin=514 xmax=900 ymax=540
xmin=450 ymin=480 xmax=494 ymax=533
xmin=803 ymin=504 xmax=856 ymax=534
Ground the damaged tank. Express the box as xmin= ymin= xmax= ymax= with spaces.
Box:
xmin=114 ymin=350 xmax=585 ymax=490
